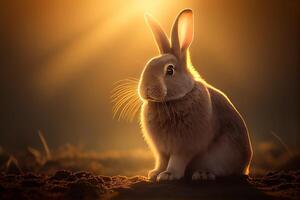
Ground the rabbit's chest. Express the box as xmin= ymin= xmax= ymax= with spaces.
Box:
xmin=141 ymin=101 xmax=210 ymax=153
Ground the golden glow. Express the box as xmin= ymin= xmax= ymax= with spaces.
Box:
xmin=35 ymin=0 xmax=169 ymax=95
xmin=36 ymin=8 xmax=138 ymax=94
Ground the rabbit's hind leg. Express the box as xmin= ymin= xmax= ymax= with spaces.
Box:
xmin=190 ymin=135 xmax=245 ymax=179
xmin=192 ymin=171 xmax=216 ymax=181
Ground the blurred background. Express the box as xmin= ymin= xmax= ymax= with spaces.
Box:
xmin=0 ymin=0 xmax=299 ymax=175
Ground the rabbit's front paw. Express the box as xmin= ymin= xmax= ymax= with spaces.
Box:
xmin=148 ymin=169 xmax=162 ymax=181
xmin=157 ymin=171 xmax=182 ymax=181
xmin=192 ymin=171 xmax=216 ymax=181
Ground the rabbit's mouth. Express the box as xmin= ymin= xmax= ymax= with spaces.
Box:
xmin=145 ymin=89 xmax=167 ymax=102
xmin=138 ymin=85 xmax=167 ymax=102
xmin=146 ymin=96 xmax=163 ymax=102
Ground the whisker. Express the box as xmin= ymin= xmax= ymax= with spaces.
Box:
xmin=111 ymin=78 xmax=141 ymax=122
xmin=111 ymin=84 xmax=137 ymax=96
xmin=112 ymin=91 xmax=135 ymax=111
xmin=126 ymin=96 xmax=140 ymax=114
xmin=112 ymin=92 xmax=137 ymax=117
xmin=111 ymin=89 xmax=136 ymax=101
xmin=119 ymin=96 xmax=139 ymax=121
xmin=112 ymin=87 xmax=137 ymax=103
xmin=114 ymin=97 xmax=134 ymax=120
xmin=127 ymin=98 xmax=142 ymax=121
xmin=112 ymin=79 xmax=139 ymax=88
xmin=111 ymin=80 xmax=138 ymax=90
xmin=125 ymin=97 xmax=141 ymax=121
xmin=112 ymin=77 xmax=139 ymax=84
xmin=111 ymin=81 xmax=137 ymax=90
xmin=131 ymin=101 xmax=141 ymax=121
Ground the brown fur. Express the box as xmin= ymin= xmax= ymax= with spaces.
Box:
xmin=139 ymin=9 xmax=252 ymax=181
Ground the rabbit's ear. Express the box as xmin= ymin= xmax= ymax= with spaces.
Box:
xmin=171 ymin=9 xmax=194 ymax=59
xmin=145 ymin=13 xmax=171 ymax=54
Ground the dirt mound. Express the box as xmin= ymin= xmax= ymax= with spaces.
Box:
xmin=250 ymin=170 xmax=300 ymax=200
xmin=0 ymin=170 xmax=146 ymax=200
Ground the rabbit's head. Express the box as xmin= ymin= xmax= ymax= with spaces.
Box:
xmin=138 ymin=9 xmax=196 ymax=102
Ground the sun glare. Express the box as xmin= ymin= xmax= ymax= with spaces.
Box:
xmin=35 ymin=0 xmax=171 ymax=96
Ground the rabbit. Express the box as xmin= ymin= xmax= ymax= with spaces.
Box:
xmin=138 ymin=8 xmax=253 ymax=181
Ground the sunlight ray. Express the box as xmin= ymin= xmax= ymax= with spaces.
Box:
xmin=35 ymin=2 xmax=161 ymax=95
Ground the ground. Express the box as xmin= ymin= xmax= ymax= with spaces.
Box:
xmin=0 ymin=139 xmax=299 ymax=200
xmin=0 ymin=170 xmax=299 ymax=200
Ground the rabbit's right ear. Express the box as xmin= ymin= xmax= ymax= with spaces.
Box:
xmin=171 ymin=9 xmax=194 ymax=59
xmin=145 ymin=13 xmax=171 ymax=54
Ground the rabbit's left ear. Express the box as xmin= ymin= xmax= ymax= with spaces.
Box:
xmin=171 ymin=9 xmax=194 ymax=59
xmin=145 ymin=13 xmax=171 ymax=54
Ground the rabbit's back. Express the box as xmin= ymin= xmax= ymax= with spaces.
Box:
xmin=203 ymin=85 xmax=252 ymax=174
xmin=208 ymin=85 xmax=252 ymax=159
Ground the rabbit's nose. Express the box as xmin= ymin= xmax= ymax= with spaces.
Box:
xmin=145 ymin=88 xmax=154 ymax=99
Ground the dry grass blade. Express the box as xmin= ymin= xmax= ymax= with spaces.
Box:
xmin=6 ymin=155 xmax=22 ymax=173
xmin=270 ymin=130 xmax=293 ymax=157
xmin=27 ymin=146 xmax=44 ymax=164
xmin=38 ymin=130 xmax=52 ymax=160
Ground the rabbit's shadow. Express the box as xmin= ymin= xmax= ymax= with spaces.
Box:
xmin=112 ymin=176 xmax=272 ymax=200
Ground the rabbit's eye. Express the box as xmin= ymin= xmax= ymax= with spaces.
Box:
xmin=166 ymin=64 xmax=175 ymax=76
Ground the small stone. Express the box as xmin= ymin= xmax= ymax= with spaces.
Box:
xmin=100 ymin=175 xmax=112 ymax=182
xmin=50 ymin=170 xmax=72 ymax=180
xmin=74 ymin=171 xmax=93 ymax=179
